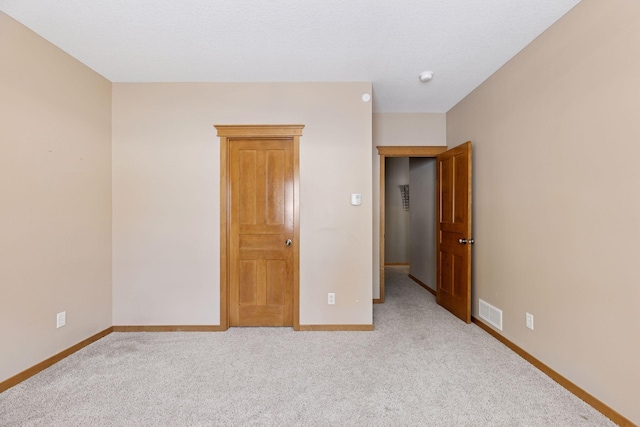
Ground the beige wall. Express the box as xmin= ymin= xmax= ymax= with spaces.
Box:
xmin=0 ymin=13 xmax=112 ymax=383
xmin=446 ymin=0 xmax=640 ymax=423
xmin=384 ymin=157 xmax=410 ymax=264
xmin=112 ymin=83 xmax=373 ymax=326
xmin=372 ymin=113 xmax=446 ymax=299
xmin=409 ymin=158 xmax=437 ymax=291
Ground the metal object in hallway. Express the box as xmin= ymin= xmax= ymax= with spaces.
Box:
xmin=399 ymin=184 xmax=410 ymax=211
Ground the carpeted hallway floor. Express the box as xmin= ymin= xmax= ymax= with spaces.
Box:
xmin=0 ymin=266 xmax=614 ymax=426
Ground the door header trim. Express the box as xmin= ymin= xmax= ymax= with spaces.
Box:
xmin=376 ymin=146 xmax=446 ymax=157
xmin=215 ymin=125 xmax=304 ymax=138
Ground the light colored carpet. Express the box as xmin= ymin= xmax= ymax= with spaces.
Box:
xmin=0 ymin=267 xmax=614 ymax=426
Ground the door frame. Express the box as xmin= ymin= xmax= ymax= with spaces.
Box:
xmin=376 ymin=146 xmax=447 ymax=304
xmin=216 ymin=124 xmax=303 ymax=330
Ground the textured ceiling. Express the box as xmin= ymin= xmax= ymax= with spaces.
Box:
xmin=0 ymin=0 xmax=581 ymax=112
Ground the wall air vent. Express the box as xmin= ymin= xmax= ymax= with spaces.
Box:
xmin=479 ymin=299 xmax=503 ymax=331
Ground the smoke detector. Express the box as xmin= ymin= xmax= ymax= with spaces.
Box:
xmin=419 ymin=71 xmax=434 ymax=82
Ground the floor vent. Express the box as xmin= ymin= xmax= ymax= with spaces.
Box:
xmin=479 ymin=299 xmax=503 ymax=331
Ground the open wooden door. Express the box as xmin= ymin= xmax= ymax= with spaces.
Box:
xmin=436 ymin=141 xmax=473 ymax=323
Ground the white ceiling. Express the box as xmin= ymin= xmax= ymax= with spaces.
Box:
xmin=0 ymin=0 xmax=581 ymax=112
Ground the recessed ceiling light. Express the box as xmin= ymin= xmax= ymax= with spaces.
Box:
xmin=419 ymin=71 xmax=434 ymax=82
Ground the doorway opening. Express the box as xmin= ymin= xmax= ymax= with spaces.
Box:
xmin=376 ymin=146 xmax=446 ymax=304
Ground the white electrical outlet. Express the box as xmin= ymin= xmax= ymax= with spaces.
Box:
xmin=526 ymin=312 xmax=534 ymax=330
xmin=328 ymin=293 xmax=336 ymax=305
xmin=56 ymin=311 xmax=66 ymax=329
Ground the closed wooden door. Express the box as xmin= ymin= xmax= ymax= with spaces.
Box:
xmin=229 ymin=139 xmax=294 ymax=326
xmin=436 ymin=141 xmax=472 ymax=323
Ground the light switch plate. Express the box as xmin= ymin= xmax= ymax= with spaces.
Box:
xmin=351 ymin=193 xmax=362 ymax=206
